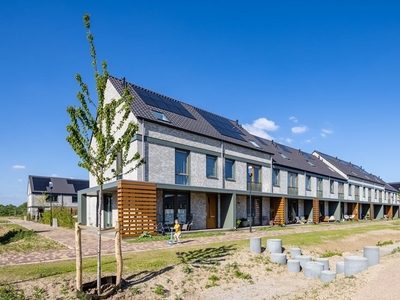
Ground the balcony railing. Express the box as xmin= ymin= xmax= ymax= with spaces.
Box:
xmin=355 ymin=195 xmax=360 ymax=200
xmin=288 ymin=186 xmax=298 ymax=195
xmin=247 ymin=182 xmax=262 ymax=192
xmin=338 ymin=193 xmax=344 ymax=199
xmin=317 ymin=190 xmax=323 ymax=198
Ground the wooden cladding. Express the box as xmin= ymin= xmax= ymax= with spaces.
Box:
xmin=313 ymin=198 xmax=319 ymax=224
xmin=271 ymin=197 xmax=285 ymax=225
xmin=117 ymin=180 xmax=157 ymax=238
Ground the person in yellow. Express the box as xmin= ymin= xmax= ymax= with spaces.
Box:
xmin=173 ymin=219 xmax=181 ymax=243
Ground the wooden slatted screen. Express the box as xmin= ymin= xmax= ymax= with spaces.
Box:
xmin=117 ymin=180 xmax=157 ymax=238
xmin=370 ymin=203 xmax=374 ymax=220
xmin=388 ymin=206 xmax=393 ymax=218
xmin=352 ymin=203 xmax=359 ymax=220
xmin=313 ymin=198 xmax=319 ymax=224
xmin=271 ymin=197 xmax=285 ymax=225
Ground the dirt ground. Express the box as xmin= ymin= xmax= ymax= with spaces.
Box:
xmin=11 ymin=226 xmax=400 ymax=300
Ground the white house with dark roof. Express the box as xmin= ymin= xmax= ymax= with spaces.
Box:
xmin=27 ymin=175 xmax=89 ymax=218
xmin=77 ymin=76 xmax=400 ymax=237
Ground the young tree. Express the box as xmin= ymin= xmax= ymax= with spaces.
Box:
xmin=66 ymin=14 xmax=144 ymax=295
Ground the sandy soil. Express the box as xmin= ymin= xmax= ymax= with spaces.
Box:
xmin=11 ymin=227 xmax=400 ymax=300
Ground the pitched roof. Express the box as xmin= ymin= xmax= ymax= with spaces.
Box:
xmin=313 ymin=151 xmax=385 ymax=186
xmin=254 ymin=138 xmax=345 ymax=180
xmin=28 ymin=175 xmax=89 ymax=194
xmin=108 ymin=76 xmax=274 ymax=155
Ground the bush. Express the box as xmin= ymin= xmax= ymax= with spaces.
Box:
xmin=41 ymin=208 xmax=76 ymax=229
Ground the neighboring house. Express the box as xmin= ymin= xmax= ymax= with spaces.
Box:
xmin=77 ymin=76 xmax=400 ymax=237
xmin=313 ymin=151 xmax=399 ymax=220
xmin=27 ymin=175 xmax=89 ymax=218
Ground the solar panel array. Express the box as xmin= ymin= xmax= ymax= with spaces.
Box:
xmin=32 ymin=177 xmax=51 ymax=191
xmin=67 ymin=179 xmax=89 ymax=192
xmin=195 ymin=108 xmax=246 ymax=141
xmin=132 ymin=87 xmax=195 ymax=119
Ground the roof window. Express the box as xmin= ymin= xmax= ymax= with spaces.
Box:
xmin=250 ymin=141 xmax=260 ymax=148
xmin=152 ymin=111 xmax=170 ymax=122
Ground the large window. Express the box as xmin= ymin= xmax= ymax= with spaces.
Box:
xmin=247 ymin=164 xmax=261 ymax=191
xmin=306 ymin=175 xmax=311 ymax=190
xmin=288 ymin=172 xmax=298 ymax=195
xmin=272 ymin=169 xmax=280 ymax=186
xmin=175 ymin=150 xmax=189 ymax=185
xmin=330 ymin=180 xmax=334 ymax=194
xmin=225 ymin=159 xmax=235 ymax=180
xmin=288 ymin=172 xmax=298 ymax=187
xmin=163 ymin=192 xmax=190 ymax=225
xmin=206 ymin=155 xmax=217 ymax=178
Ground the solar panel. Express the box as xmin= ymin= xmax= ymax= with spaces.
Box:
xmin=32 ymin=177 xmax=52 ymax=191
xmin=254 ymin=136 xmax=267 ymax=146
xmin=132 ymin=87 xmax=195 ymax=119
xmin=302 ymin=152 xmax=312 ymax=159
xmin=277 ymin=144 xmax=292 ymax=153
xmin=195 ymin=108 xmax=246 ymax=141
xmin=67 ymin=179 xmax=89 ymax=192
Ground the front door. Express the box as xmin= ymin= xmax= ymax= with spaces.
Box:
xmin=206 ymin=194 xmax=217 ymax=228
xmin=103 ymin=195 xmax=113 ymax=229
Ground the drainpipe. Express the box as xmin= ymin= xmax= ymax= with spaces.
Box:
xmin=221 ymin=141 xmax=225 ymax=189
xmin=141 ymin=119 xmax=146 ymax=182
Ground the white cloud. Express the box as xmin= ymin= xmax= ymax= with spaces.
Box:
xmin=305 ymin=139 xmax=312 ymax=143
xmin=285 ymin=138 xmax=293 ymax=144
xmin=289 ymin=116 xmax=298 ymax=123
xmin=291 ymin=126 xmax=308 ymax=134
xmin=242 ymin=117 xmax=279 ymax=140
xmin=12 ymin=165 xmax=25 ymax=169
xmin=321 ymin=129 xmax=333 ymax=137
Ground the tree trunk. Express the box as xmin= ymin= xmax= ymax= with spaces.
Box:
xmin=75 ymin=222 xmax=82 ymax=292
xmin=97 ymin=188 xmax=103 ymax=295
xmin=115 ymin=220 xmax=123 ymax=288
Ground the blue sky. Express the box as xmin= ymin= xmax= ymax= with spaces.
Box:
xmin=1 ymin=1 xmax=400 ymax=206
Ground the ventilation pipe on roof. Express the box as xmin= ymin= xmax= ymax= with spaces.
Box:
xmin=122 ymin=77 xmax=126 ymax=88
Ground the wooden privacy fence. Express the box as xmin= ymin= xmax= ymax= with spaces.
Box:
xmin=117 ymin=180 xmax=157 ymax=238
xmin=313 ymin=198 xmax=320 ymax=224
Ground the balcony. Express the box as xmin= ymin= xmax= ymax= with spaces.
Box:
xmin=317 ymin=190 xmax=323 ymax=198
xmin=288 ymin=186 xmax=298 ymax=195
xmin=338 ymin=193 xmax=344 ymax=199
xmin=247 ymin=182 xmax=262 ymax=192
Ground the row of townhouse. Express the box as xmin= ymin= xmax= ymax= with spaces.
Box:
xmin=77 ymin=76 xmax=399 ymax=237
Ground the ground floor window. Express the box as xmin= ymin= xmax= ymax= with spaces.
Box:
xmin=163 ymin=192 xmax=190 ymax=225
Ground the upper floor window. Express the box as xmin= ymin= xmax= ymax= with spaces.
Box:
xmin=349 ymin=184 xmax=352 ymax=196
xmin=317 ymin=178 xmax=323 ymax=191
xmin=288 ymin=172 xmax=298 ymax=187
xmin=355 ymin=186 xmax=360 ymax=196
xmin=338 ymin=182 xmax=344 ymax=194
xmin=175 ymin=150 xmax=189 ymax=185
xmin=272 ymin=169 xmax=280 ymax=186
xmin=330 ymin=180 xmax=334 ymax=194
xmin=225 ymin=159 xmax=235 ymax=180
xmin=72 ymin=196 xmax=78 ymax=203
xmin=206 ymin=155 xmax=217 ymax=178
xmin=306 ymin=175 xmax=311 ymax=190
xmin=115 ymin=151 xmax=122 ymax=180
xmin=248 ymin=164 xmax=261 ymax=183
